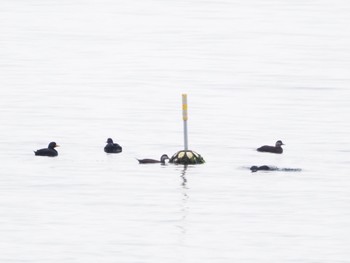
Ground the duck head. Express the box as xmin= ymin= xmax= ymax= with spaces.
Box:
xmin=106 ymin=138 xmax=114 ymax=144
xmin=276 ymin=140 xmax=285 ymax=147
xmin=160 ymin=154 xmax=170 ymax=163
xmin=48 ymin=142 xmax=59 ymax=149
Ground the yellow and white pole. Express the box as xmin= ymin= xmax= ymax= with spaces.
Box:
xmin=182 ymin=94 xmax=188 ymax=150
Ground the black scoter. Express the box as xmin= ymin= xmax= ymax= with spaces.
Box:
xmin=104 ymin=138 xmax=122 ymax=153
xmin=250 ymin=165 xmax=271 ymax=172
xmin=34 ymin=142 xmax=59 ymax=157
xmin=257 ymin=140 xmax=284 ymax=154
xmin=137 ymin=154 xmax=169 ymax=164
xmin=250 ymin=165 xmax=302 ymax=172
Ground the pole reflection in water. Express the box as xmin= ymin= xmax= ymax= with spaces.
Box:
xmin=180 ymin=165 xmax=188 ymax=189
xmin=177 ymin=165 xmax=189 ymax=249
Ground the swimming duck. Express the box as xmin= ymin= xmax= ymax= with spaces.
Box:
xmin=257 ymin=140 xmax=284 ymax=154
xmin=250 ymin=165 xmax=302 ymax=172
xmin=137 ymin=154 xmax=170 ymax=164
xmin=104 ymin=138 xmax=122 ymax=153
xmin=34 ymin=142 xmax=59 ymax=157
xmin=250 ymin=165 xmax=271 ymax=172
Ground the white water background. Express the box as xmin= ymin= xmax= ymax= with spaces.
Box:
xmin=0 ymin=0 xmax=350 ymax=262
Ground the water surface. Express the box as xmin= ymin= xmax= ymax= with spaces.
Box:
xmin=0 ymin=0 xmax=350 ymax=262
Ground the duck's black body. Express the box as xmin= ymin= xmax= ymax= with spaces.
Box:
xmin=104 ymin=138 xmax=122 ymax=153
xmin=257 ymin=140 xmax=284 ymax=154
xmin=34 ymin=142 xmax=59 ymax=157
xmin=137 ymin=154 xmax=169 ymax=164
xmin=250 ymin=165 xmax=302 ymax=172
xmin=250 ymin=165 xmax=271 ymax=172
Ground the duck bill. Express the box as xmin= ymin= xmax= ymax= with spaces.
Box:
xmin=55 ymin=145 xmax=60 ymax=147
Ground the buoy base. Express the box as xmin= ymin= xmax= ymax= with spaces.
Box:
xmin=169 ymin=150 xmax=205 ymax=165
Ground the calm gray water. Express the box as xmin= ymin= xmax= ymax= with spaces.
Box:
xmin=1 ymin=0 xmax=350 ymax=262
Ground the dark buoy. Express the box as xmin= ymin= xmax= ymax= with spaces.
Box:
xmin=169 ymin=94 xmax=205 ymax=165
xmin=169 ymin=150 xmax=205 ymax=165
